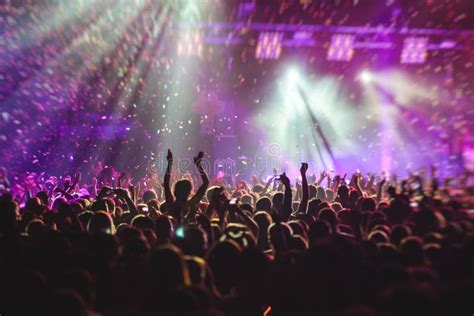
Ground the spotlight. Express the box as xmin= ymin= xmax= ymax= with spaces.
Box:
xmin=439 ymin=40 xmax=456 ymax=49
xmin=287 ymin=67 xmax=299 ymax=81
xmin=359 ymin=70 xmax=373 ymax=84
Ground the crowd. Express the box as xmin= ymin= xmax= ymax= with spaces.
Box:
xmin=0 ymin=150 xmax=473 ymax=316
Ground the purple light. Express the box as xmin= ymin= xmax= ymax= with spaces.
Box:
xmin=255 ymin=32 xmax=283 ymax=60
xmin=238 ymin=2 xmax=256 ymax=19
xmin=293 ymin=31 xmax=312 ymax=40
xmin=401 ymin=37 xmax=428 ymax=64
xmin=327 ymin=34 xmax=355 ymax=61
xmin=439 ymin=40 xmax=456 ymax=49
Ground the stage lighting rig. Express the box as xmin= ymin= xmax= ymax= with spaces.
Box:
xmin=255 ymin=32 xmax=283 ymax=60
xmin=327 ymin=34 xmax=355 ymax=61
xmin=401 ymin=37 xmax=428 ymax=64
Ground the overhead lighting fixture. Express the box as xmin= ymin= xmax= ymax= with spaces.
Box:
xmin=327 ymin=34 xmax=355 ymax=61
xmin=401 ymin=37 xmax=428 ymax=64
xmin=255 ymin=32 xmax=283 ymax=60
xmin=439 ymin=40 xmax=456 ymax=49
xmin=293 ymin=31 xmax=312 ymax=40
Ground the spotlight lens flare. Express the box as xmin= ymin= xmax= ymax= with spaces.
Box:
xmin=287 ymin=67 xmax=299 ymax=82
xmin=359 ymin=70 xmax=373 ymax=84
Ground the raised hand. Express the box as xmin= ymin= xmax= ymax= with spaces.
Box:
xmin=166 ymin=149 xmax=173 ymax=163
xmin=352 ymin=173 xmax=364 ymax=195
xmin=300 ymin=162 xmax=308 ymax=174
xmin=266 ymin=175 xmax=275 ymax=185
xmin=272 ymin=167 xmax=278 ymax=176
xmin=114 ymin=188 xmax=130 ymax=199
xmin=193 ymin=151 xmax=207 ymax=176
xmin=63 ymin=178 xmax=71 ymax=191
xmin=279 ymin=172 xmax=292 ymax=221
xmin=317 ymin=170 xmax=327 ymax=185
xmin=279 ymin=173 xmax=290 ymax=186
xmin=116 ymin=186 xmax=138 ymax=214
xmin=298 ymin=163 xmax=309 ymax=214
xmin=194 ymin=151 xmax=204 ymax=167
xmin=98 ymin=186 xmax=113 ymax=198
xmin=128 ymin=183 xmax=139 ymax=203
xmin=377 ymin=176 xmax=387 ymax=202
xmin=354 ymin=173 xmax=361 ymax=185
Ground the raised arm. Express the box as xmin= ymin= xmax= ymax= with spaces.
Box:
xmin=297 ymin=163 xmax=309 ymax=214
xmin=54 ymin=187 xmax=75 ymax=201
xmin=65 ymin=172 xmax=80 ymax=194
xmin=189 ymin=151 xmax=210 ymax=206
xmin=353 ymin=173 xmax=364 ymax=196
xmin=317 ymin=170 xmax=327 ymax=186
xmin=366 ymin=173 xmax=375 ymax=194
xmin=261 ymin=175 xmax=275 ymax=195
xmin=279 ymin=173 xmax=293 ymax=221
xmin=164 ymin=149 xmax=175 ymax=209
xmin=333 ymin=175 xmax=341 ymax=193
xmin=114 ymin=188 xmax=138 ymax=215
xmin=327 ymin=174 xmax=332 ymax=190
xmin=376 ymin=177 xmax=386 ymax=202
xmin=117 ymin=172 xmax=126 ymax=189
xmin=91 ymin=177 xmax=98 ymax=198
